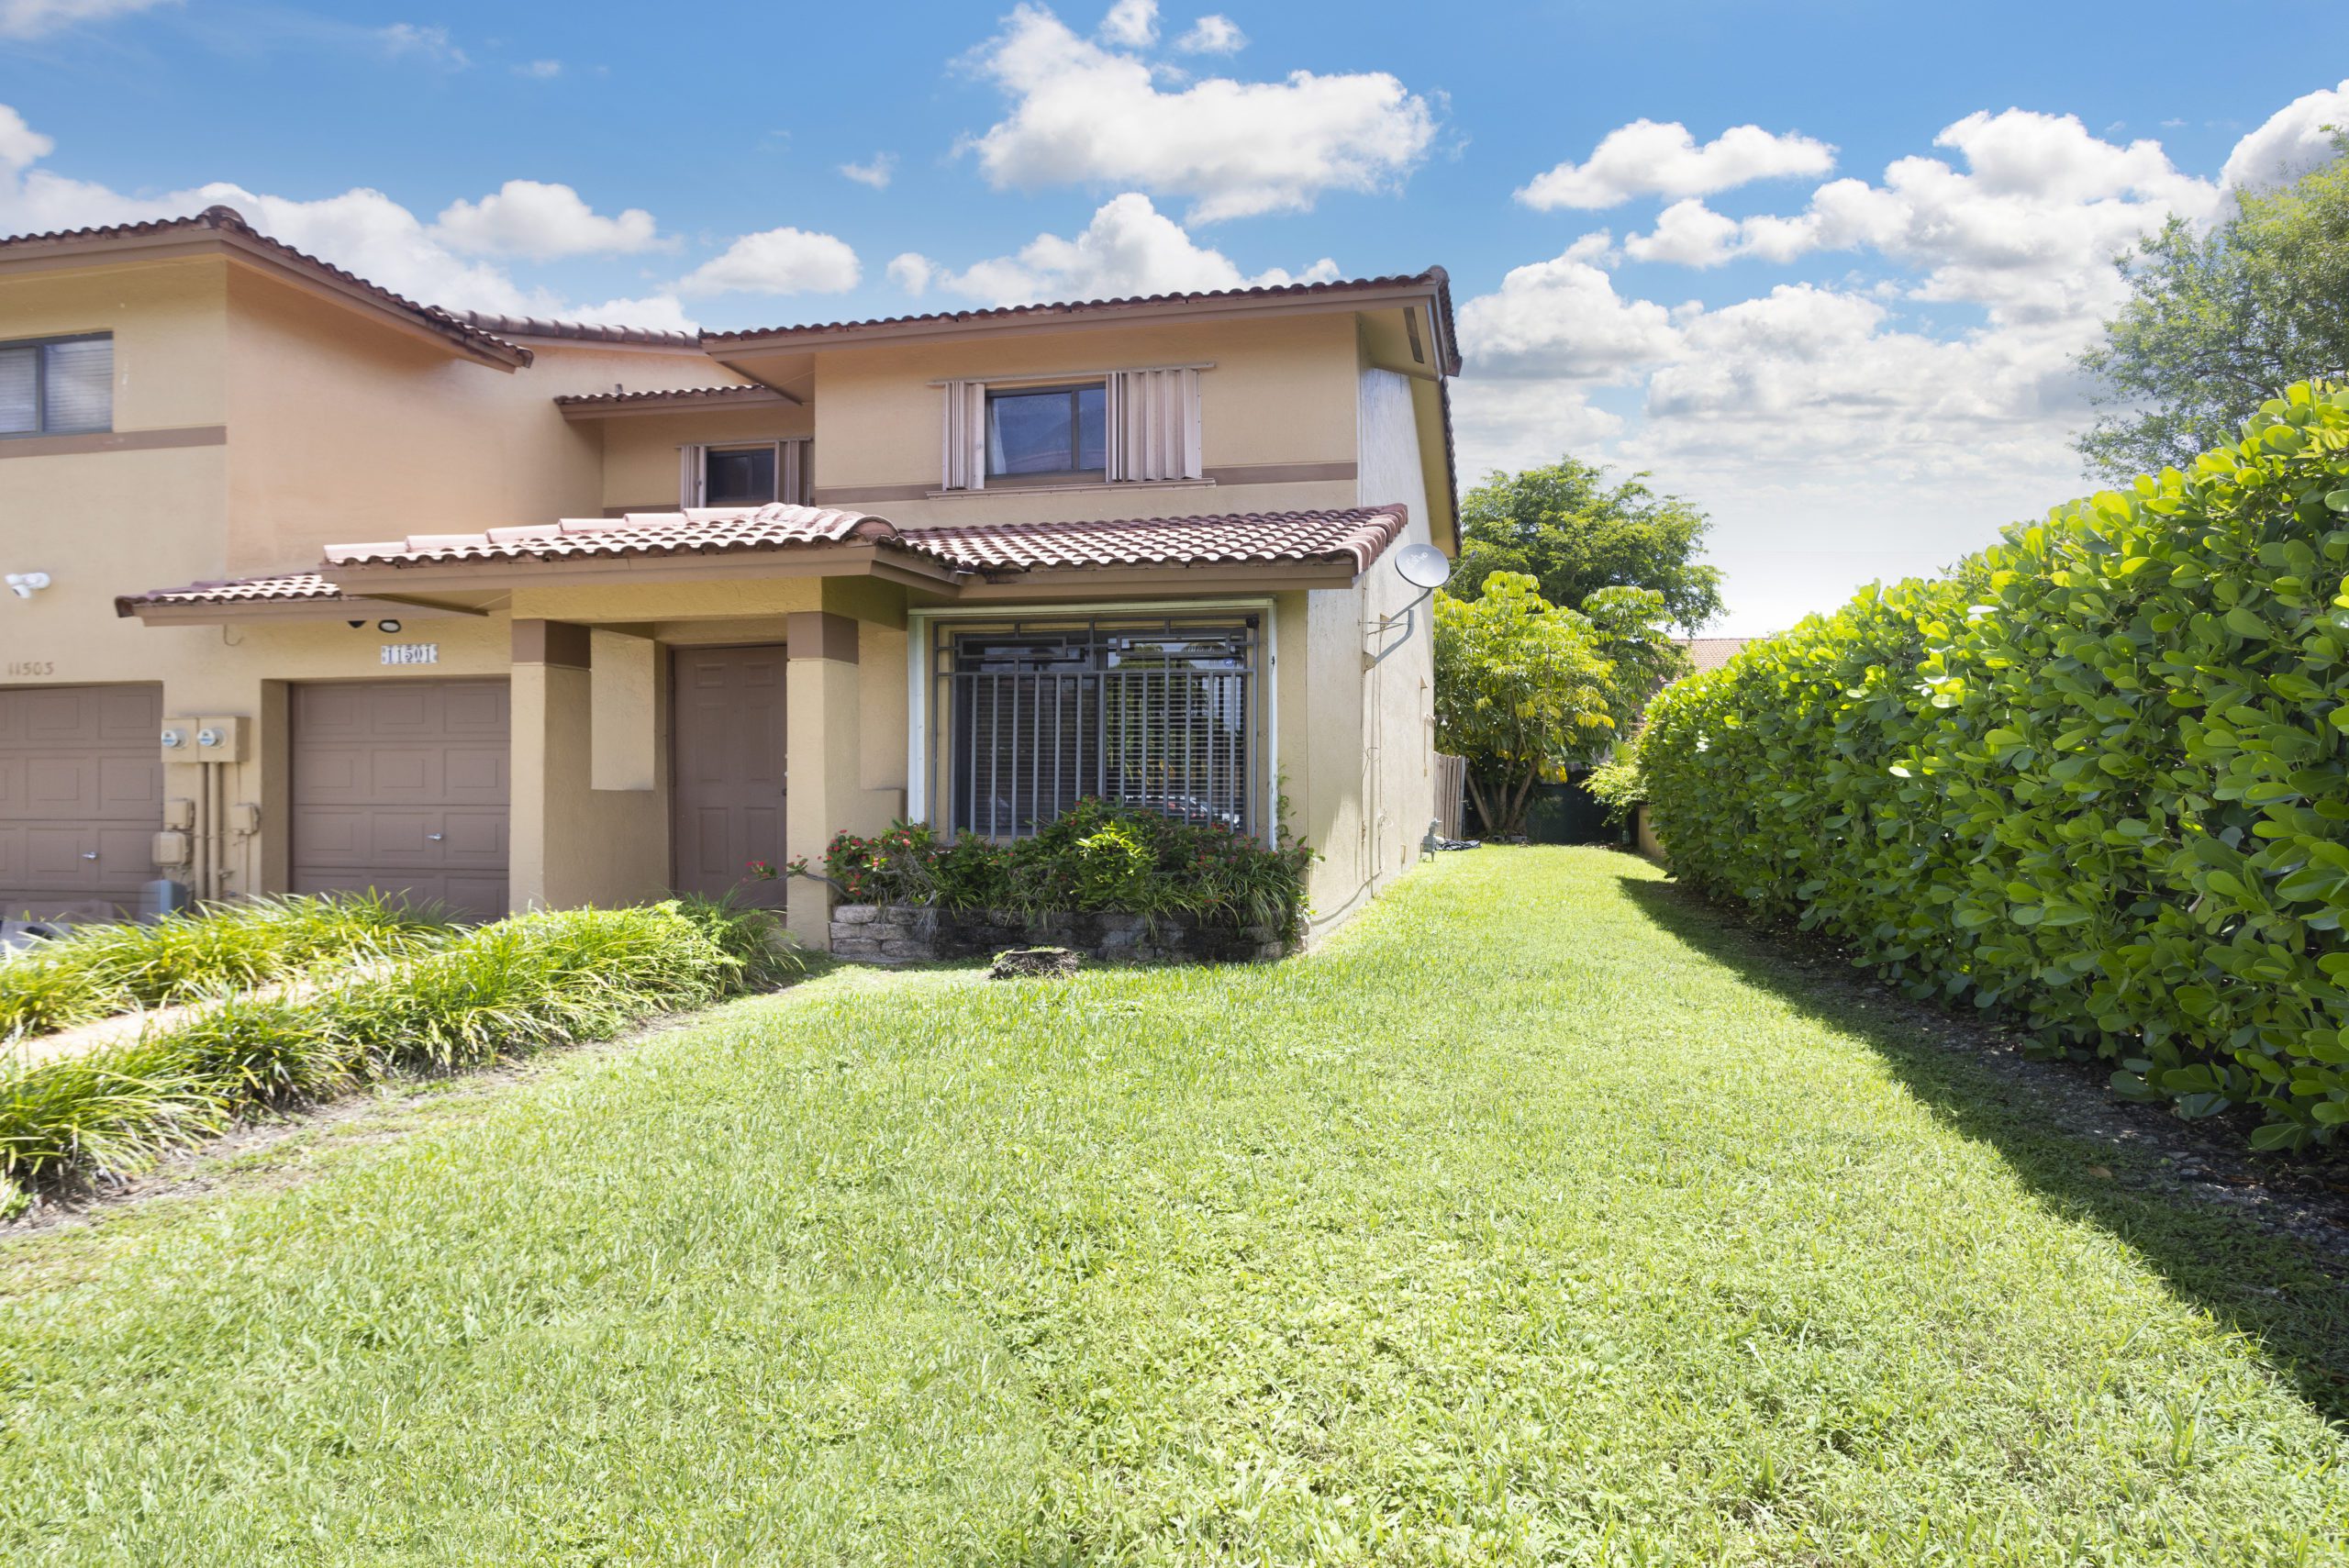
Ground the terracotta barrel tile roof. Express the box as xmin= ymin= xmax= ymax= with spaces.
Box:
xmin=114 ymin=573 xmax=342 ymax=614
xmin=122 ymin=505 xmax=1415 ymax=612
xmin=324 ymin=505 xmax=896 ymax=568
xmin=918 ymin=506 xmax=1408 ymax=577
xmin=0 ymin=206 xmax=530 ymax=366
xmin=444 ymin=311 xmax=700 ymax=350
xmin=551 ymin=384 xmax=784 ymax=409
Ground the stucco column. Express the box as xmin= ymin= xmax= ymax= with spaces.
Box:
xmin=785 ymin=611 xmax=862 ymax=951
xmin=507 ymin=619 xmax=590 ymax=913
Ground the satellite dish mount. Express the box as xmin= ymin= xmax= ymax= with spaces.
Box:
xmin=1364 ymin=542 xmax=1454 ymax=667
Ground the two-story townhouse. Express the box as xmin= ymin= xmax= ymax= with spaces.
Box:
xmin=4 ymin=204 xmax=1460 ymax=951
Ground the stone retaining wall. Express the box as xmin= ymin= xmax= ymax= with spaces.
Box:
xmin=829 ymin=904 xmax=1289 ymax=965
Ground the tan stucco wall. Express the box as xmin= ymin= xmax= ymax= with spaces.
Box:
xmin=598 ymin=405 xmax=815 ymax=512
xmin=808 ymin=313 xmax=1364 ymax=528
xmin=221 ymin=274 xmax=719 ymax=574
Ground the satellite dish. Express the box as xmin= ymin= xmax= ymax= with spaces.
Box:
xmin=1393 ymin=542 xmax=1453 ymax=591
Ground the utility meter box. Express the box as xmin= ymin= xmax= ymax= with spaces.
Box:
xmin=160 ymin=719 xmax=199 ymax=762
xmin=191 ymin=716 xmax=249 ymax=762
xmin=151 ymin=830 xmax=191 ymax=868
xmin=162 ymin=797 xmax=195 ymax=830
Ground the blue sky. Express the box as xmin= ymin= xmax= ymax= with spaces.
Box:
xmin=6 ymin=0 xmax=2349 ymax=631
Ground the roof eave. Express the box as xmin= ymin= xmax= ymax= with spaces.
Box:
xmin=706 ymin=277 xmax=1453 ymax=358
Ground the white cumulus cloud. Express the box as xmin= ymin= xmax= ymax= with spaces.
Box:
xmin=2221 ymin=77 xmax=2349 ymax=191
xmin=512 ymin=59 xmax=562 ymax=80
xmin=0 ymin=0 xmax=172 ymax=36
xmin=886 ymin=251 xmax=936 ymax=295
xmin=675 ymin=227 xmax=861 ymax=296
xmin=920 ymin=192 xmax=1336 ymax=306
xmin=1517 ymin=119 xmax=1836 ymax=210
xmin=839 ymin=153 xmax=896 ymax=190
xmin=430 ymin=180 xmax=662 ymax=261
xmin=1098 ymin=0 xmax=1156 ymax=47
xmin=374 ymin=22 xmax=468 ymax=70
xmin=1176 ymin=14 xmax=1245 ymax=53
xmin=964 ymin=4 xmax=1437 ymax=222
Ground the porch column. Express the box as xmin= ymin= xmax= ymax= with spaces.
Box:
xmin=511 ymin=619 xmax=667 ymax=912
xmin=785 ymin=611 xmax=862 ymax=951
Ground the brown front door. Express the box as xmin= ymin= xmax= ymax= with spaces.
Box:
xmin=671 ymin=646 xmax=787 ymax=899
xmin=289 ymin=680 xmax=510 ymax=921
xmin=0 ymin=684 xmax=163 ymax=920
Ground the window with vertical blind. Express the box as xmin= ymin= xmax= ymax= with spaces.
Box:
xmin=0 ymin=334 xmax=112 ymax=438
xmin=677 ymin=439 xmax=809 ymax=507
xmin=939 ymin=365 xmax=1203 ymax=490
xmin=936 ymin=615 xmax=1259 ymax=838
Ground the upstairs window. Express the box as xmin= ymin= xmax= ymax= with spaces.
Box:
xmin=678 ymin=439 xmax=809 ymax=507
xmin=704 ymin=445 xmax=777 ymax=506
xmin=0 ymin=334 xmax=112 ymax=438
xmin=985 ymin=383 xmax=1106 ymax=481
xmin=941 ymin=366 xmax=1201 ymax=491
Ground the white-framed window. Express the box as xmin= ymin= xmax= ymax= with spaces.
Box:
xmin=677 ymin=439 xmax=810 ymax=507
xmin=939 ymin=366 xmax=1202 ymax=491
xmin=0 ymin=333 xmax=112 ymax=438
xmin=927 ymin=611 xmax=1262 ymax=838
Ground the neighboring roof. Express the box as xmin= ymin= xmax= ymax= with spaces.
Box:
xmin=705 ymin=269 xmax=1461 ymax=374
xmin=123 ymin=504 xmax=1411 ymax=610
xmin=0 ymin=206 xmax=531 ymax=368
xmin=449 ymin=311 xmax=700 ymax=351
xmin=1676 ymin=637 xmax=1753 ymax=673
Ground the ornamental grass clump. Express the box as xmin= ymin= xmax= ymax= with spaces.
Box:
xmin=0 ymin=892 xmax=451 ymax=1041
xmin=0 ymin=900 xmax=797 ymax=1206
xmin=1640 ymin=382 xmax=2349 ymax=1150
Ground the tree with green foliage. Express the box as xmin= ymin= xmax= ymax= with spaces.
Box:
xmin=1454 ymin=457 xmax=1725 ymax=632
xmin=1432 ymin=573 xmax=1616 ymax=837
xmin=2078 ymin=136 xmax=2349 ymax=480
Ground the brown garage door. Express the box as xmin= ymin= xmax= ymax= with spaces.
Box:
xmin=0 ymin=684 xmax=162 ymax=920
xmin=291 ymin=680 xmax=509 ymax=922
xmin=671 ymin=646 xmax=786 ymax=899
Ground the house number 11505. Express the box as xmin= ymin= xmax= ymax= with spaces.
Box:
xmin=6 ymin=661 xmax=55 ymax=677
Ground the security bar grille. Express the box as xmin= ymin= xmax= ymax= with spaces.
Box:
xmin=939 ymin=616 xmax=1259 ymax=838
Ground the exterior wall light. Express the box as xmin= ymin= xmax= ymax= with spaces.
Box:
xmin=5 ymin=573 xmax=51 ymax=599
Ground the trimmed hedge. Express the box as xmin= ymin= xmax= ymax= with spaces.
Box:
xmin=1642 ymin=384 xmax=2349 ymax=1150
xmin=0 ymin=897 xmax=796 ymax=1206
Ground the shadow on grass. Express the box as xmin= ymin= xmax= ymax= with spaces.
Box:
xmin=1614 ymin=868 xmax=2349 ymax=1428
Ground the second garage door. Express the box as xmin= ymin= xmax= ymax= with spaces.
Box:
xmin=0 ymin=684 xmax=162 ymax=921
xmin=291 ymin=680 xmax=509 ymax=922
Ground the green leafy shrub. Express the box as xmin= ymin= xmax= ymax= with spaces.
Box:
xmin=0 ymin=901 xmax=800 ymax=1200
xmin=813 ymin=800 xmax=1317 ymax=941
xmin=0 ymin=893 xmax=450 ymax=1041
xmin=1641 ymin=383 xmax=2349 ymax=1150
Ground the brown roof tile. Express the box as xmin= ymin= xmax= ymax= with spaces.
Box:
xmin=450 ymin=311 xmax=701 ymax=350
xmin=113 ymin=573 xmax=341 ymax=616
xmin=1675 ymin=637 xmax=1753 ymax=673
xmin=918 ymin=506 xmax=1408 ymax=577
xmin=323 ymin=505 xmax=896 ymax=568
xmin=125 ymin=505 xmax=1412 ymax=609
xmin=704 ymin=268 xmax=1461 ymax=373
xmin=0 ymin=206 xmax=530 ymax=367
xmin=551 ymin=384 xmax=785 ymax=409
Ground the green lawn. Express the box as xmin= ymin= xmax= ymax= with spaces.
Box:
xmin=2 ymin=848 xmax=2344 ymax=1564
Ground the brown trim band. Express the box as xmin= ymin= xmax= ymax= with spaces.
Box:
xmin=809 ymin=462 xmax=1353 ymax=508
xmin=1201 ymin=462 xmax=1356 ymax=486
xmin=512 ymin=618 xmax=591 ymax=669
xmin=0 ymin=425 xmax=226 ymax=461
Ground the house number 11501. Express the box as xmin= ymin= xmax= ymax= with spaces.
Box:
xmin=381 ymin=644 xmax=440 ymax=666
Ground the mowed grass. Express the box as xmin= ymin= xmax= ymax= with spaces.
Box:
xmin=1 ymin=848 xmax=2344 ymax=1565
